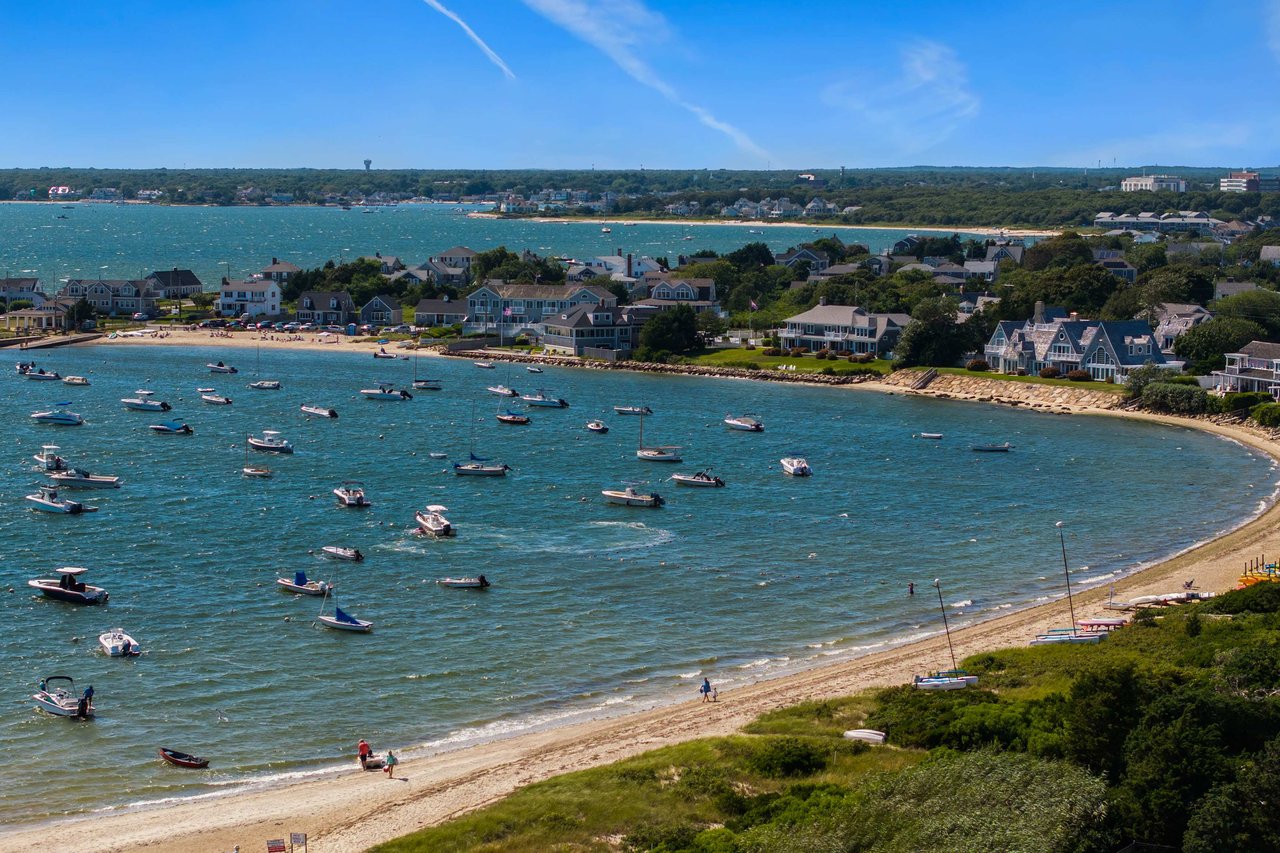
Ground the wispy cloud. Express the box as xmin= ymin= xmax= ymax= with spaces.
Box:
xmin=520 ymin=0 xmax=768 ymax=161
xmin=1268 ymin=0 xmax=1280 ymax=63
xmin=823 ymin=41 xmax=979 ymax=154
xmin=421 ymin=0 xmax=516 ymax=80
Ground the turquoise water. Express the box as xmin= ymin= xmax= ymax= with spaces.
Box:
xmin=0 ymin=202 xmax=980 ymax=288
xmin=0 ymin=343 xmax=1273 ymax=824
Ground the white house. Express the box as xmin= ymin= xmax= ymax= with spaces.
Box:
xmin=219 ymin=278 xmax=282 ymax=318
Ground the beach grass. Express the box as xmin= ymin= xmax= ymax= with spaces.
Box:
xmin=683 ymin=349 xmax=894 ymax=375
xmin=932 ymin=367 xmax=1129 ymax=394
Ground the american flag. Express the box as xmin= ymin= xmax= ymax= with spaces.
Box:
xmin=503 ymin=307 xmax=512 ymax=317
xmin=749 ymin=300 xmax=758 ymax=311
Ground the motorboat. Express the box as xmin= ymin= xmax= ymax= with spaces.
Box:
xmin=601 ymin=226 xmax=612 ymax=233
xmin=321 ymin=545 xmax=364 ymax=561
xmin=99 ymin=629 xmax=140 ymax=657
xmin=412 ymin=378 xmax=442 ymax=391
xmin=361 ymin=385 xmax=412 ymax=400
xmin=474 ymin=361 xmax=495 ymax=369
xmin=602 ymin=486 xmax=665 ymax=508
xmin=781 ymin=457 xmax=812 ymax=477
xmin=317 ymin=605 xmax=373 ymax=633
xmin=916 ymin=432 xmax=943 ymax=440
xmin=614 ymin=405 xmax=652 ymax=416
xmin=33 ymin=676 xmax=95 ymax=718
xmin=158 ymin=748 xmax=209 ymax=769
xmin=415 ymin=505 xmax=455 ymax=537
xmin=333 ymin=481 xmax=371 ymax=507
xmin=453 ymin=459 xmax=511 ymax=477
xmin=27 ymin=567 xmax=108 ymax=603
xmin=34 ymin=445 xmax=67 ymax=471
xmin=972 ymin=443 xmax=1013 ymax=452
xmin=437 ymin=575 xmax=490 ymax=589
xmin=526 ymin=366 xmax=543 ymax=374
xmin=16 ymin=360 xmax=36 ymax=374
xmin=201 ymin=391 xmax=232 ymax=405
xmin=428 ymin=452 xmax=448 ymax=459
xmin=671 ymin=470 xmax=725 ymax=488
xmin=247 ymin=430 xmax=294 ymax=454
xmin=496 ymin=410 xmax=530 ymax=425
xmin=724 ymin=415 xmax=763 ymax=432
xmin=62 ymin=375 xmax=90 ymax=386
xmin=149 ymin=420 xmax=193 ymax=435
xmin=300 ymin=404 xmax=339 ymax=418
xmin=276 ymin=571 xmax=333 ymax=596
xmin=122 ymin=390 xmax=171 ymax=412
xmin=31 ymin=407 xmax=83 ymax=426
xmin=26 ymin=485 xmax=98 ymax=514
xmin=487 ymin=384 xmax=518 ymax=397
xmin=586 ymin=420 xmax=609 ymax=434
xmin=26 ymin=368 xmax=62 ymax=381
xmin=207 ymin=362 xmax=238 ymax=374
xmin=48 ymin=467 xmax=121 ymax=489
xmin=372 ymin=349 xmax=400 ymax=359
xmin=521 ymin=389 xmax=568 ymax=408
xmin=248 ymin=380 xmax=282 ymax=390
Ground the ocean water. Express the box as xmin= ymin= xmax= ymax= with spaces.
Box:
xmin=0 ymin=343 xmax=1273 ymax=824
xmin=0 ymin=201 xmax=983 ymax=288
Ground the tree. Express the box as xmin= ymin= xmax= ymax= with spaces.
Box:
xmin=66 ymin=297 xmax=95 ymax=328
xmin=1183 ymin=736 xmax=1280 ymax=853
xmin=695 ymin=311 xmax=728 ymax=339
xmin=726 ymin=242 xmax=775 ymax=269
xmin=1212 ymin=289 xmax=1280 ymax=338
xmin=637 ymin=304 xmax=699 ymax=357
xmin=893 ymin=297 xmax=972 ymax=367
xmin=1174 ymin=317 xmax=1268 ymax=374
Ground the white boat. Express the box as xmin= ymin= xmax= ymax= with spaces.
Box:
xmin=614 ymin=405 xmax=652 ymax=416
xmin=525 ymin=366 xmax=543 ymax=374
xmin=415 ymin=504 xmax=455 ymax=537
xmin=207 ymin=362 xmax=238 ymax=374
xmin=586 ymin=420 xmax=609 ymax=434
xmin=602 ymin=486 xmax=665 ymax=508
xmin=62 ymin=375 xmax=90 ymax=386
xmin=242 ymin=465 xmax=272 ymax=478
xmin=248 ymin=380 xmax=282 ymax=390
xmin=317 ymin=605 xmax=373 ymax=633
xmin=34 ymin=445 xmax=67 ymax=471
xmin=724 ymin=415 xmax=763 ymax=432
xmin=31 ymin=407 xmax=84 ymax=426
xmin=201 ymin=392 xmax=232 ymax=405
xmin=601 ymin=226 xmax=611 ymax=233
xmin=361 ymin=385 xmax=412 ymax=400
xmin=453 ymin=458 xmax=511 ymax=477
xmin=916 ymin=432 xmax=943 ymax=440
xmin=521 ymin=389 xmax=569 ymax=408
xmin=636 ymin=413 xmax=681 ymax=462
xmin=412 ymin=378 xmax=442 ymax=391
xmin=149 ymin=420 xmax=193 ymax=435
xmin=276 ymin=571 xmax=333 ymax=596
xmin=671 ymin=470 xmax=725 ymax=488
xmin=122 ymin=390 xmax=171 ymax=412
xmin=912 ymin=674 xmax=972 ymax=691
xmin=437 ymin=575 xmax=490 ymax=589
xmin=247 ymin=430 xmax=294 ymax=454
xmin=474 ymin=361 xmax=495 ymax=369
xmin=1030 ymin=632 xmax=1104 ymax=646
xmin=781 ymin=457 xmax=812 ymax=477
xmin=26 ymin=485 xmax=98 ymax=514
xmin=843 ymin=729 xmax=887 ymax=745
xmin=99 ymin=629 xmax=141 ymax=657
xmin=300 ymin=404 xmax=339 ymax=418
xmin=321 ymin=545 xmax=364 ymax=561
xmin=972 ymin=442 xmax=1013 ymax=453
xmin=48 ymin=467 xmax=121 ymax=489
xmin=27 ymin=567 xmax=108 ymax=603
xmin=428 ymin=451 xmax=448 ymax=459
xmin=32 ymin=676 xmax=95 ymax=718
xmin=487 ymin=384 xmax=518 ymax=397
xmin=334 ymin=481 xmax=371 ymax=507
xmin=26 ymin=368 xmax=62 ymax=381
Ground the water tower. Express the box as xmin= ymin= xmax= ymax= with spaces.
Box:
xmin=364 ymin=159 xmax=372 ymax=171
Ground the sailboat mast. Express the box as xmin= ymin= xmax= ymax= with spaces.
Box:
xmin=934 ymin=578 xmax=958 ymax=672
xmin=1056 ymin=521 xmax=1078 ymax=635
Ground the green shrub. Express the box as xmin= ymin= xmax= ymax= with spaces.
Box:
xmin=966 ymin=358 xmax=989 ymax=372
xmin=1141 ymin=381 xmax=1210 ymax=414
xmin=1253 ymin=404 xmax=1280 ymax=427
xmin=744 ymin=343 xmax=756 ymax=350
xmin=744 ymin=737 xmax=829 ymax=778
xmin=1039 ymin=366 xmax=1061 ymax=379
xmin=1201 ymin=582 xmax=1280 ymax=615
xmin=820 ymin=366 xmax=835 ymax=375
xmin=1065 ymin=369 xmax=1092 ymax=381
xmin=1221 ymin=391 xmax=1274 ymax=413
xmin=762 ymin=347 xmax=783 ymax=356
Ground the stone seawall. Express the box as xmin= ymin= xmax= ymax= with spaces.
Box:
xmin=880 ymin=370 xmax=1126 ymax=411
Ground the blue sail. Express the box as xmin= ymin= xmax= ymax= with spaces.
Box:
xmin=334 ymin=606 xmax=360 ymax=625
xmin=294 ymin=571 xmax=308 ymax=586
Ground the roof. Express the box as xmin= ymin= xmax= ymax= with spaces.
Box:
xmin=222 ymin=279 xmax=278 ymax=293
xmin=0 ymin=277 xmax=42 ymax=290
xmin=414 ymin=298 xmax=466 ymax=315
xmin=475 ymin=282 xmax=613 ymax=301
xmin=437 ymin=246 xmax=477 ymax=258
xmin=543 ymin=303 xmax=632 ymax=329
xmin=146 ymin=269 xmax=202 ymax=290
xmin=298 ymin=290 xmax=355 ymax=307
xmin=1260 ymin=246 xmax=1280 ymax=261
xmin=784 ymin=305 xmax=911 ymax=332
xmin=362 ymin=295 xmax=400 ymax=311
xmin=1240 ymin=340 xmax=1280 ymax=360
xmin=262 ymin=261 xmax=301 ymax=273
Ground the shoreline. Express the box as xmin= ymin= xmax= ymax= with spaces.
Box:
xmin=3 ymin=341 xmax=1276 ymax=852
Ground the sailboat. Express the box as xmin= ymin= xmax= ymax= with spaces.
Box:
xmin=247 ymin=341 xmax=282 ymax=390
xmin=1031 ymin=522 xmax=1104 ymax=646
xmin=454 ymin=399 xmax=511 ymax=476
xmin=913 ymin=579 xmax=977 ymax=690
xmin=242 ymin=441 xmax=272 ymax=479
xmin=315 ymin=586 xmax=372 ymax=633
xmin=636 ymin=412 xmax=681 ymax=462
xmin=411 ymin=356 xmax=442 ymax=391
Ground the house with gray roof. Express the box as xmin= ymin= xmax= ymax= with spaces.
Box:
xmin=262 ymin=258 xmax=301 ymax=283
xmin=779 ymin=300 xmax=911 ymax=356
xmin=776 ymin=247 xmax=831 ymax=273
xmin=413 ymin=298 xmax=468 ymax=327
xmin=1150 ymin=303 xmax=1212 ymax=352
xmin=985 ymin=307 xmax=1175 ymax=379
xmin=432 ymin=246 xmax=477 ymax=277
xmin=985 ymin=244 xmax=1025 ymax=265
xmin=465 ymin=280 xmax=615 ymax=335
xmin=59 ymin=278 xmax=158 ymax=317
xmin=0 ymin=277 xmax=46 ymax=307
xmin=359 ymin=254 xmax=405 ymax=275
xmin=963 ymin=260 xmax=999 ymax=282
xmin=145 ymin=269 xmax=204 ymax=299
xmin=359 ymin=295 xmax=402 ymax=327
xmin=541 ymin=304 xmax=643 ymax=356
xmin=1215 ymin=340 xmax=1280 ymax=396
xmin=1214 ymin=279 xmax=1260 ymax=300
xmin=296 ymin=291 xmax=356 ymax=325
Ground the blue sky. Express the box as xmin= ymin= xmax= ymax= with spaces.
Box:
xmin=2 ymin=0 xmax=1278 ymax=170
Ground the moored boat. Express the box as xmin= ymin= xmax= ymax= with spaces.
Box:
xmin=276 ymin=571 xmax=333 ymax=596
xmin=26 ymin=485 xmax=98 ymax=514
xmin=200 ymin=391 xmax=232 ymax=405
xmin=614 ymin=405 xmax=652 ymax=416
xmin=300 ymin=404 xmax=339 ymax=418
xmin=415 ymin=505 xmax=455 ymax=537
xmin=48 ymin=467 xmax=121 ymax=489
xmin=585 ymin=420 xmax=609 ymax=434
xmin=158 ymin=747 xmax=209 ymax=768
xmin=916 ymin=432 xmax=943 ymax=440
xmin=149 ymin=420 xmax=193 ymax=435
xmin=122 ymin=390 xmax=171 ymax=412
xmin=321 ymin=545 xmax=364 ymax=561
xmin=27 ymin=567 xmax=108 ymax=603
xmin=521 ymin=389 xmax=568 ymax=408
xmin=496 ymin=410 xmax=530 ymax=425
xmin=317 ymin=604 xmax=373 ymax=633
xmin=99 ymin=629 xmax=140 ymax=657
xmin=333 ymin=481 xmax=371 ymax=507
xmin=972 ymin=442 xmax=1013 ymax=452
xmin=34 ymin=445 xmax=67 ymax=471
xmin=437 ymin=575 xmax=490 ymax=589
xmin=26 ymin=368 xmax=62 ymax=381
xmin=412 ymin=378 xmax=442 ymax=391
xmin=33 ymin=676 xmax=95 ymax=718
xmin=474 ymin=361 xmax=495 ymax=369
xmin=248 ymin=379 xmax=282 ymax=390
xmin=601 ymin=486 xmax=665 ymax=507
xmin=31 ymin=406 xmax=84 ymax=426
xmin=525 ymin=366 xmax=543 ymax=373
xmin=62 ymin=375 xmax=90 ymax=386
xmin=486 ymin=384 xmax=518 ymax=397
xmin=361 ymin=385 xmax=412 ymax=400
xmin=453 ymin=459 xmax=511 ymax=476
xmin=247 ymin=430 xmax=294 ymax=454
xmin=724 ymin=415 xmax=763 ymax=432
xmin=207 ymin=362 xmax=238 ymax=374
xmin=781 ymin=457 xmax=812 ymax=477
xmin=671 ymin=470 xmax=725 ymax=487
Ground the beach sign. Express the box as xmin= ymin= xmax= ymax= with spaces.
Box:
xmin=266 ymin=841 xmax=286 ymax=853
xmin=290 ymin=832 xmax=308 ymax=851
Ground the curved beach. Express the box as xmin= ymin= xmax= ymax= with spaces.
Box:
xmin=1 ymin=341 xmax=1275 ymax=853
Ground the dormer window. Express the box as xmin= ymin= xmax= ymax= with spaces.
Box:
xmin=329 ymin=298 xmax=338 ymax=310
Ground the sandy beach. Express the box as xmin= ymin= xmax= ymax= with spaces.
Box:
xmin=1 ymin=336 xmax=1273 ymax=853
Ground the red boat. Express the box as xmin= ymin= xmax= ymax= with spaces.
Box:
xmin=158 ymin=747 xmax=209 ymax=769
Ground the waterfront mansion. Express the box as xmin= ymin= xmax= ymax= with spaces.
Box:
xmin=778 ymin=301 xmax=911 ymax=356
xmin=985 ymin=304 xmax=1179 ymax=380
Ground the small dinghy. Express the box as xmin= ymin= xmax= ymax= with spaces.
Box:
xmin=972 ymin=442 xmax=1013 ymax=452
xmin=428 ymin=452 xmax=448 ymax=459
xmin=317 ymin=604 xmax=373 ymax=633
xmin=158 ymin=747 xmax=209 ymax=769
xmin=248 ymin=380 xmax=282 ymax=390
xmin=149 ymin=420 xmax=193 ymax=435
xmin=99 ymin=629 xmax=140 ymax=657
xmin=276 ymin=571 xmax=333 ymax=596
xmin=915 ymin=432 xmax=943 ymax=440
xmin=671 ymin=470 xmax=725 ymax=488
xmin=411 ymin=378 xmax=442 ymax=391
xmin=201 ymin=392 xmax=232 ymax=405
xmin=496 ymin=410 xmax=530 ymax=425
xmin=333 ymin=481 xmax=371 ymax=507
xmin=437 ymin=575 xmax=490 ymax=589
xmin=300 ymin=404 xmax=339 ymax=418
xmin=585 ymin=420 xmax=609 ymax=434
xmin=526 ymin=366 xmax=543 ymax=373
xmin=321 ymin=545 xmax=364 ymax=562
xmin=33 ymin=676 xmax=95 ymax=718
xmin=207 ymin=361 xmax=238 ymax=374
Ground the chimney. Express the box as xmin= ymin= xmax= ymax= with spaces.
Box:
xmin=1069 ymin=312 xmax=1078 ymax=321
xmin=626 ymin=253 xmax=633 ymax=278
xmin=616 ymin=248 xmax=623 ymax=257
xmin=272 ymin=257 xmax=278 ymax=265
xmin=1034 ymin=300 xmax=1044 ymax=324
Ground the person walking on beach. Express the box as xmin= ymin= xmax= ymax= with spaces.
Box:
xmin=358 ymin=739 xmax=371 ymax=769
xmin=383 ymin=750 xmax=399 ymax=778
xmin=700 ymin=678 xmax=713 ymax=703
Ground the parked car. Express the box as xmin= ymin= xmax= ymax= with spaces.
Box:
xmin=392 ymin=324 xmax=412 ymax=333
xmin=283 ymin=322 xmax=300 ymax=332
xmin=132 ymin=312 xmax=151 ymax=321
xmin=199 ymin=319 xmax=228 ymax=328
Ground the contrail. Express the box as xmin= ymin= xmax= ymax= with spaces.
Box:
xmin=421 ymin=0 xmax=516 ymax=80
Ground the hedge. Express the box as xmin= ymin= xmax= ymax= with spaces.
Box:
xmin=1141 ymin=381 xmax=1210 ymax=414
xmin=1252 ymin=403 xmax=1280 ymax=428
xmin=1222 ymin=391 xmax=1274 ymax=413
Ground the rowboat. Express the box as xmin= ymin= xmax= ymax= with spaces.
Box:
xmin=321 ymin=545 xmax=364 ymax=561
xmin=437 ymin=575 xmax=490 ymax=589
xmin=300 ymin=404 xmax=339 ymax=418
xmin=916 ymin=432 xmax=943 ymax=440
xmin=601 ymin=486 xmax=665 ymax=508
xmin=158 ymin=748 xmax=209 ymax=769
xmin=317 ymin=605 xmax=373 ymax=633
xmin=48 ymin=467 xmax=121 ymax=489
xmin=276 ymin=571 xmax=333 ymax=596
xmin=33 ymin=676 xmax=95 ymax=718
xmin=912 ymin=674 xmax=972 ymax=691
xmin=781 ymin=457 xmax=812 ymax=477
xmin=614 ymin=405 xmax=652 ymax=416
xmin=99 ymin=629 xmax=141 ymax=657
xmin=724 ymin=415 xmax=763 ymax=432
xmin=843 ymin=729 xmax=887 ymax=745
xmin=671 ymin=470 xmax=725 ymax=487
xmin=28 ymin=567 xmax=108 ymax=603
